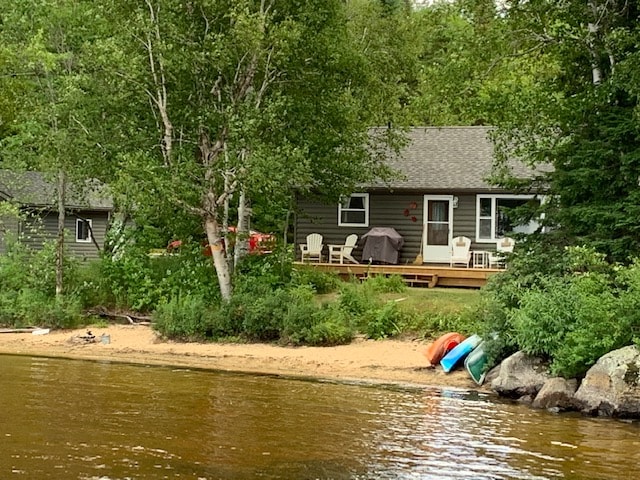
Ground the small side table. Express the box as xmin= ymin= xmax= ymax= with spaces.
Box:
xmin=328 ymin=244 xmax=345 ymax=264
xmin=472 ymin=250 xmax=489 ymax=268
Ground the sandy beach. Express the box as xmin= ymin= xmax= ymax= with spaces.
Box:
xmin=0 ymin=324 xmax=482 ymax=390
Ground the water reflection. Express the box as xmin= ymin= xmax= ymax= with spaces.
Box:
xmin=1 ymin=354 xmax=639 ymax=479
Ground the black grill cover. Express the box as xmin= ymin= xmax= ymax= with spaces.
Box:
xmin=361 ymin=227 xmax=404 ymax=264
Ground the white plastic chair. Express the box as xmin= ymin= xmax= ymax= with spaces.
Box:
xmin=450 ymin=236 xmax=471 ymax=267
xmin=299 ymin=233 xmax=324 ymax=263
xmin=329 ymin=234 xmax=359 ymax=264
xmin=488 ymin=237 xmax=515 ymax=268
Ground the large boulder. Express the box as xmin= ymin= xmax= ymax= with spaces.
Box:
xmin=574 ymin=345 xmax=640 ymax=418
xmin=532 ymin=377 xmax=578 ymax=412
xmin=490 ymin=351 xmax=551 ymax=399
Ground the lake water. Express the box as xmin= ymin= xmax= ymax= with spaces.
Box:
xmin=1 ymin=354 xmax=639 ymax=479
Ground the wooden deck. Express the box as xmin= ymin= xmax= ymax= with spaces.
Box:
xmin=295 ymin=262 xmax=502 ymax=288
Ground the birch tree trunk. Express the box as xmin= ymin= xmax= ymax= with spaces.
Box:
xmin=200 ymin=136 xmax=234 ymax=301
xmin=203 ymin=199 xmax=233 ymax=301
xmin=234 ymin=189 xmax=250 ymax=269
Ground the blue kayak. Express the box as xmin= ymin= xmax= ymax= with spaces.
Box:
xmin=440 ymin=334 xmax=482 ymax=373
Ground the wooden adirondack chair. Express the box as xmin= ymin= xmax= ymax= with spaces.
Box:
xmin=300 ymin=233 xmax=324 ymax=263
xmin=450 ymin=236 xmax=471 ymax=267
xmin=328 ymin=234 xmax=359 ymax=264
xmin=488 ymin=237 xmax=515 ymax=268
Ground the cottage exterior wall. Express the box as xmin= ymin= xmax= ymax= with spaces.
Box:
xmin=20 ymin=210 xmax=110 ymax=260
xmin=0 ymin=213 xmax=20 ymax=254
xmin=296 ymin=193 xmax=487 ymax=264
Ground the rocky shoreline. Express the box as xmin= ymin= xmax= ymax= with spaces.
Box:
xmin=488 ymin=346 xmax=640 ymax=418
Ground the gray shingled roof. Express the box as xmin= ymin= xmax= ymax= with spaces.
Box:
xmin=0 ymin=170 xmax=113 ymax=210
xmin=368 ymin=126 xmax=539 ymax=192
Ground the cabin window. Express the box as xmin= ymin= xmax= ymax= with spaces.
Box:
xmin=476 ymin=195 xmax=539 ymax=242
xmin=338 ymin=193 xmax=369 ymax=227
xmin=76 ymin=218 xmax=92 ymax=243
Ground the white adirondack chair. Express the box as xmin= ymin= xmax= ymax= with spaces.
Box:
xmin=450 ymin=236 xmax=471 ymax=267
xmin=329 ymin=234 xmax=359 ymax=264
xmin=488 ymin=237 xmax=515 ymax=268
xmin=300 ymin=233 xmax=324 ymax=263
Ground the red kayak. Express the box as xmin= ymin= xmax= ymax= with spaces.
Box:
xmin=423 ymin=332 xmax=466 ymax=366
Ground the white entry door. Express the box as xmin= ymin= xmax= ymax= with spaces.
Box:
xmin=423 ymin=195 xmax=454 ymax=263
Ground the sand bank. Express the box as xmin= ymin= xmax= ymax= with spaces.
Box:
xmin=0 ymin=324 xmax=482 ymax=390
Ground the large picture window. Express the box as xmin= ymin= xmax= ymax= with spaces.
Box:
xmin=476 ymin=195 xmax=539 ymax=242
xmin=76 ymin=218 xmax=92 ymax=243
xmin=338 ymin=193 xmax=369 ymax=227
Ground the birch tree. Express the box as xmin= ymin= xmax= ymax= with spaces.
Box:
xmin=109 ymin=0 xmax=396 ymax=300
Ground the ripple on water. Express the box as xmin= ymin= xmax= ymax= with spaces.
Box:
xmin=1 ymin=355 xmax=640 ymax=480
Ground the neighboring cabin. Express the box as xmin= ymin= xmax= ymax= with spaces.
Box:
xmin=0 ymin=170 xmax=113 ymax=259
xmin=295 ymin=126 xmax=543 ymax=265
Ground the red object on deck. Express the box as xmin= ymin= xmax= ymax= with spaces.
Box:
xmin=423 ymin=332 xmax=466 ymax=366
xmin=228 ymin=227 xmax=275 ymax=254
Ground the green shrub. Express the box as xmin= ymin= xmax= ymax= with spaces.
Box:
xmin=0 ymin=238 xmax=84 ymax=328
xmin=100 ymin=244 xmax=220 ymax=312
xmin=510 ymin=278 xmax=578 ymax=358
xmin=480 ymin=243 xmax=638 ymax=378
xmin=291 ymin=266 xmax=340 ymax=294
xmin=0 ymin=239 xmax=61 ymax=295
xmin=337 ymin=282 xmax=377 ymax=322
xmin=235 ymin=244 xmax=294 ymax=288
xmin=237 ymin=288 xmax=290 ymax=341
xmin=363 ymin=301 xmax=404 ymax=339
xmin=303 ymin=316 xmax=354 ymax=346
xmin=0 ymin=289 xmax=82 ymax=329
xmin=362 ymin=274 xmax=407 ymax=294
xmin=66 ymin=260 xmax=108 ymax=308
xmin=153 ymin=295 xmax=218 ymax=340
xmin=283 ymin=296 xmax=354 ymax=346
xmin=280 ymin=286 xmax=322 ymax=342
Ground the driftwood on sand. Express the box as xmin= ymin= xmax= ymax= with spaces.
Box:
xmin=86 ymin=308 xmax=152 ymax=326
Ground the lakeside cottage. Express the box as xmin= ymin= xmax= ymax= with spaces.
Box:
xmin=295 ymin=126 xmax=544 ymax=267
xmin=0 ymin=170 xmax=113 ymax=259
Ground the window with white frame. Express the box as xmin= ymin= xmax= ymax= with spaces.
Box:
xmin=476 ymin=195 xmax=539 ymax=242
xmin=338 ymin=193 xmax=369 ymax=227
xmin=76 ymin=218 xmax=92 ymax=243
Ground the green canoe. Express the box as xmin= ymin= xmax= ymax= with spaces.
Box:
xmin=464 ymin=340 xmax=488 ymax=386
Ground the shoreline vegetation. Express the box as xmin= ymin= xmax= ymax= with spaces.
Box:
xmin=0 ymin=324 xmax=482 ymax=391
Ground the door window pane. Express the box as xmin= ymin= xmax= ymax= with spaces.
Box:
xmin=428 ymin=224 xmax=449 ymax=246
xmin=428 ymin=201 xmax=449 ymax=222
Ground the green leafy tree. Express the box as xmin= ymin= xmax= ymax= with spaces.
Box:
xmin=102 ymin=0 xmax=398 ymax=300
xmin=0 ymin=0 xmax=114 ymax=295
xmin=493 ymin=0 xmax=640 ymax=262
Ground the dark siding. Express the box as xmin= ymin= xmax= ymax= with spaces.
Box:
xmin=452 ymin=194 xmax=483 ymax=250
xmin=20 ymin=210 xmax=110 ymax=260
xmin=296 ymin=192 xmax=494 ymax=264
xmin=0 ymin=214 xmax=20 ymax=254
xmin=297 ymin=194 xmax=424 ymax=264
